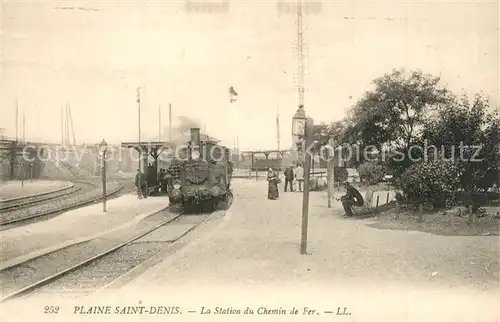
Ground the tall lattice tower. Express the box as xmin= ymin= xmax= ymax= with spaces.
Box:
xmin=292 ymin=0 xmax=306 ymax=162
xmin=296 ymin=0 xmax=305 ymax=108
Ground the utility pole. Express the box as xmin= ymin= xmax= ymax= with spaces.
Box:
xmin=66 ymin=104 xmax=70 ymax=146
xmin=136 ymin=87 xmax=142 ymax=173
xmin=60 ymin=105 xmax=64 ymax=146
xmin=63 ymin=105 xmax=66 ymax=145
xmin=137 ymin=88 xmax=141 ymax=144
xmin=63 ymin=104 xmax=66 ymax=145
xmin=158 ymin=105 xmax=161 ymax=141
xmin=15 ymin=98 xmax=19 ymax=143
xmin=23 ymin=112 xmax=25 ymax=143
xmin=168 ymin=102 xmax=172 ymax=141
xmin=276 ymin=107 xmax=280 ymax=152
xmin=68 ymin=104 xmax=76 ymax=146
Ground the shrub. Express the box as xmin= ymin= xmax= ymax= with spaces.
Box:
xmin=400 ymin=160 xmax=461 ymax=209
xmin=358 ymin=161 xmax=385 ymax=185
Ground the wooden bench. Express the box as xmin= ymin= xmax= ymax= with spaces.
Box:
xmin=351 ymin=188 xmax=376 ymax=216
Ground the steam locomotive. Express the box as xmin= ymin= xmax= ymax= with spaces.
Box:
xmin=159 ymin=128 xmax=233 ymax=211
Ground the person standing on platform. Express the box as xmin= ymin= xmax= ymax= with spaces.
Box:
xmin=135 ymin=169 xmax=144 ymax=199
xmin=141 ymin=173 xmax=148 ymax=199
xmin=294 ymin=163 xmax=304 ymax=192
xmin=267 ymin=168 xmax=280 ymax=200
xmin=284 ymin=165 xmax=294 ymax=192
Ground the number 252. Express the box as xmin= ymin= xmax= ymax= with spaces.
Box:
xmin=44 ymin=306 xmax=60 ymax=314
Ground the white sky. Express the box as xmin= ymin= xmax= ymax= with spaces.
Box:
xmin=1 ymin=0 xmax=498 ymax=150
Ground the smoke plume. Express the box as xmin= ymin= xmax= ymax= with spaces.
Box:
xmin=160 ymin=116 xmax=201 ymax=143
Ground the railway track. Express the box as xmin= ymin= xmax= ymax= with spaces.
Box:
xmin=0 ymin=180 xmax=124 ymax=228
xmin=0 ymin=181 xmax=89 ymax=212
xmin=0 ymin=207 xmax=213 ymax=303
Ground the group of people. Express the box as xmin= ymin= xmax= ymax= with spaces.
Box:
xmin=283 ymin=164 xmax=304 ymax=192
xmin=267 ymin=164 xmax=304 ymax=200
xmin=266 ymin=165 xmax=364 ymax=218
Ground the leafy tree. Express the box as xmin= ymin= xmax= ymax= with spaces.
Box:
xmin=311 ymin=123 xmax=331 ymax=151
xmin=310 ymin=121 xmax=346 ymax=149
xmin=358 ymin=161 xmax=385 ymax=185
xmin=345 ymin=69 xmax=451 ymax=167
xmin=310 ymin=121 xmax=349 ymax=167
xmin=421 ymin=93 xmax=500 ymax=210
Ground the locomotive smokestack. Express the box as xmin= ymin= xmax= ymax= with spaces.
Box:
xmin=190 ymin=128 xmax=201 ymax=147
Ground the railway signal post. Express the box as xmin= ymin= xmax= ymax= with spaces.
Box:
xmin=99 ymin=139 xmax=108 ymax=213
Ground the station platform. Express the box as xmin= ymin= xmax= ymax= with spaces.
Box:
xmin=0 ymin=194 xmax=169 ymax=270
xmin=0 ymin=180 xmax=73 ymax=201
xmin=98 ymin=180 xmax=495 ymax=322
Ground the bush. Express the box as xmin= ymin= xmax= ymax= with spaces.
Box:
xmin=400 ymin=160 xmax=461 ymax=209
xmin=358 ymin=161 xmax=385 ymax=185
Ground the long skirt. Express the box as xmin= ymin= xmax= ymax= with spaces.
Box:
xmin=268 ymin=181 xmax=279 ymax=200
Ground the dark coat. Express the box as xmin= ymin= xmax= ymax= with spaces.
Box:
xmin=344 ymin=185 xmax=364 ymax=206
xmin=135 ymin=172 xmax=146 ymax=187
xmin=284 ymin=167 xmax=294 ymax=180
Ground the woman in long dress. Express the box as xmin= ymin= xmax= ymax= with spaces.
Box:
xmin=267 ymin=168 xmax=280 ymax=200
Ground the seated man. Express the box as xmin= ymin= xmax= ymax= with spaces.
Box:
xmin=340 ymin=182 xmax=364 ymax=217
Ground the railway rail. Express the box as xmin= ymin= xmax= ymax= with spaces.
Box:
xmin=1 ymin=181 xmax=87 ymax=212
xmin=0 ymin=207 xmax=213 ymax=303
xmin=0 ymin=180 xmax=124 ymax=228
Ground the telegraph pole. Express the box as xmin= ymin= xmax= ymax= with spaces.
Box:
xmin=137 ymin=87 xmax=142 ymax=172
xmin=68 ymin=104 xmax=76 ymax=146
xmin=15 ymin=98 xmax=19 ymax=143
xmin=137 ymin=88 xmax=141 ymax=144
xmin=23 ymin=112 xmax=26 ymax=143
xmin=158 ymin=105 xmax=161 ymax=141
xmin=60 ymin=105 xmax=64 ymax=146
xmin=169 ymin=102 xmax=172 ymax=141
xmin=276 ymin=107 xmax=280 ymax=152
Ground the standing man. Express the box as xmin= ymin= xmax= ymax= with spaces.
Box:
xmin=284 ymin=165 xmax=294 ymax=192
xmin=294 ymin=163 xmax=304 ymax=192
xmin=141 ymin=172 xmax=148 ymax=199
xmin=135 ymin=169 xmax=144 ymax=199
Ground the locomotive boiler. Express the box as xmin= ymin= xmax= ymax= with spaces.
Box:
xmin=160 ymin=128 xmax=233 ymax=211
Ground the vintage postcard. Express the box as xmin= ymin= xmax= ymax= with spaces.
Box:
xmin=0 ymin=0 xmax=498 ymax=321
